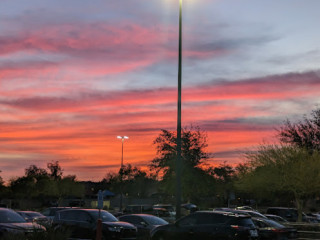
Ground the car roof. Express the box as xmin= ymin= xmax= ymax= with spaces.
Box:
xmin=0 ymin=208 xmax=14 ymax=212
xmin=267 ymin=207 xmax=296 ymax=210
xmin=199 ymin=210 xmax=251 ymax=218
xmin=17 ymin=211 xmax=39 ymax=213
xmin=58 ymin=208 xmax=98 ymax=212
xmin=120 ymin=213 xmax=158 ymax=217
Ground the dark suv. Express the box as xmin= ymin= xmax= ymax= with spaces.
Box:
xmin=266 ymin=207 xmax=299 ymax=222
xmin=150 ymin=211 xmax=258 ymax=240
xmin=52 ymin=208 xmax=137 ymax=239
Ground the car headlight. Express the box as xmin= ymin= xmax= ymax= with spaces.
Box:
xmin=107 ymin=226 xmax=122 ymax=232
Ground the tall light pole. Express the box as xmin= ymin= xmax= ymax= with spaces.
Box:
xmin=176 ymin=0 xmax=183 ymax=220
xmin=117 ymin=135 xmax=129 ymax=211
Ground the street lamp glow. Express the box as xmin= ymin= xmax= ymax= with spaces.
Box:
xmin=117 ymin=136 xmax=129 ymax=140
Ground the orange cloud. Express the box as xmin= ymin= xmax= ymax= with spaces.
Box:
xmin=0 ymin=71 xmax=319 ymax=182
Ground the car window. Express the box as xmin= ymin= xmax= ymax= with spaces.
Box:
xmin=143 ymin=215 xmax=168 ymax=225
xmin=264 ymin=219 xmax=285 ymax=228
xmin=178 ymin=215 xmax=197 ymax=226
xmin=59 ymin=210 xmax=77 ymax=221
xmin=233 ymin=218 xmax=255 ymax=228
xmin=89 ymin=210 xmax=118 ymax=222
xmin=0 ymin=209 xmax=26 ymax=223
xmin=59 ymin=210 xmax=92 ymax=222
xmin=154 ymin=209 xmax=171 ymax=217
xmin=253 ymin=220 xmax=267 ymax=228
xmin=17 ymin=212 xmax=26 ymax=218
xmin=42 ymin=208 xmax=51 ymax=216
xmin=120 ymin=216 xmax=142 ymax=225
xmin=142 ymin=206 xmax=153 ymax=212
xmin=196 ymin=213 xmax=227 ymax=224
xmin=76 ymin=211 xmax=92 ymax=222
xmin=27 ymin=212 xmax=42 ymax=217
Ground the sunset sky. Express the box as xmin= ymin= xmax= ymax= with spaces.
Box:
xmin=1 ymin=0 xmax=320 ymax=182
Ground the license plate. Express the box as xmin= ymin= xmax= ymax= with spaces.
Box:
xmin=249 ymin=230 xmax=258 ymax=237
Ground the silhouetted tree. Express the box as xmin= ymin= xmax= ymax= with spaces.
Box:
xmin=207 ymin=163 xmax=236 ymax=205
xmin=151 ymin=126 xmax=208 ymax=175
xmin=0 ymin=170 xmax=8 ymax=199
xmin=9 ymin=163 xmax=84 ymax=206
xmin=25 ymin=165 xmax=48 ymax=179
xmin=150 ymin=126 xmax=213 ymax=202
xmin=279 ymin=108 xmax=320 ymax=152
xmin=47 ymin=161 xmax=63 ymax=180
xmin=102 ymin=164 xmax=157 ymax=198
xmin=0 ymin=170 xmax=4 ymax=187
xmin=58 ymin=175 xmax=84 ymax=200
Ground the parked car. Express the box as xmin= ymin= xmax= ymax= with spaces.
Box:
xmin=252 ymin=217 xmax=298 ymax=239
xmin=41 ymin=207 xmax=72 ymax=221
xmin=304 ymin=213 xmax=319 ymax=223
xmin=152 ymin=208 xmax=175 ymax=223
xmin=266 ymin=207 xmax=311 ymax=222
xmin=153 ymin=204 xmax=175 ymax=216
xmin=264 ymin=214 xmax=289 ymax=223
xmin=306 ymin=213 xmax=320 ymax=222
xmin=119 ymin=214 xmax=168 ymax=239
xmin=0 ymin=208 xmax=44 ymax=238
xmin=52 ymin=208 xmax=137 ymax=240
xmin=214 ymin=208 xmax=268 ymax=219
xmin=150 ymin=211 xmax=259 ymax=240
xmin=235 ymin=206 xmax=256 ymax=211
xmin=17 ymin=210 xmax=50 ymax=226
xmin=233 ymin=210 xmax=268 ymax=219
xmin=266 ymin=207 xmax=298 ymax=222
xmin=123 ymin=205 xmax=154 ymax=214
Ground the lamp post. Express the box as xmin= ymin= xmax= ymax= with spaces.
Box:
xmin=117 ymin=135 xmax=129 ymax=211
xmin=176 ymin=0 xmax=183 ymax=220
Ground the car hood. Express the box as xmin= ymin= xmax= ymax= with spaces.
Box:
xmin=0 ymin=222 xmax=40 ymax=230
xmin=150 ymin=223 xmax=174 ymax=236
xmin=102 ymin=221 xmax=136 ymax=229
xmin=150 ymin=224 xmax=166 ymax=230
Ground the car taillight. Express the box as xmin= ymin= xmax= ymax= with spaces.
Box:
xmin=231 ymin=225 xmax=247 ymax=231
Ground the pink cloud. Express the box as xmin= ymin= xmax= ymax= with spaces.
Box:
xmin=0 ymin=71 xmax=319 ymax=182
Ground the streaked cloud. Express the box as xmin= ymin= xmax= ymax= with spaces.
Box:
xmin=1 ymin=70 xmax=319 ymax=181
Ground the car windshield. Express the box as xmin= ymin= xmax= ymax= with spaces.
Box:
xmin=0 ymin=209 xmax=26 ymax=223
xmin=143 ymin=215 xmax=168 ymax=225
xmin=89 ymin=210 xmax=118 ymax=222
xmin=264 ymin=219 xmax=285 ymax=228
xmin=237 ymin=218 xmax=255 ymax=228
xmin=27 ymin=212 xmax=43 ymax=217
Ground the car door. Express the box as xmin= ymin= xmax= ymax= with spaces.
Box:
xmin=173 ymin=214 xmax=199 ymax=240
xmin=58 ymin=210 xmax=79 ymax=238
xmin=191 ymin=212 xmax=227 ymax=240
xmin=72 ymin=210 xmax=95 ymax=239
